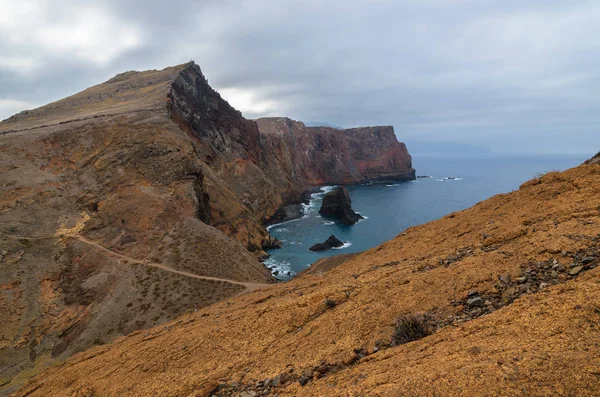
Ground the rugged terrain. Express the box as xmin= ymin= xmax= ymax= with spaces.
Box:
xmin=0 ymin=62 xmax=414 ymax=394
xmin=9 ymin=154 xmax=600 ymax=396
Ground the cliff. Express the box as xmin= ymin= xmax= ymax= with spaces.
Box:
xmin=12 ymin=155 xmax=600 ymax=397
xmin=256 ymin=117 xmax=414 ymax=189
xmin=0 ymin=62 xmax=414 ymax=393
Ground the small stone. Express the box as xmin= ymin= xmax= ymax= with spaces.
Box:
xmin=525 ymin=267 xmax=533 ymax=274
xmin=539 ymin=282 xmax=549 ymax=289
xmin=516 ymin=276 xmax=527 ymax=284
xmin=269 ymin=376 xmax=279 ymax=387
xmin=499 ymin=275 xmax=511 ymax=284
xmin=551 ymin=263 xmax=560 ymax=270
xmin=264 ymin=378 xmax=271 ymax=387
xmin=467 ymin=290 xmax=479 ymax=298
xmin=569 ymin=266 xmax=584 ymax=276
xmin=299 ymin=376 xmax=310 ymax=386
xmin=569 ymin=263 xmax=578 ymax=268
xmin=582 ymin=257 xmax=596 ymax=265
xmin=372 ymin=346 xmax=379 ymax=353
xmin=502 ymin=287 xmax=516 ymax=302
xmin=550 ymin=270 xmax=558 ymax=278
xmin=317 ymin=365 xmax=328 ymax=374
xmin=240 ymin=392 xmax=253 ymax=397
xmin=248 ymin=391 xmax=258 ymax=397
xmin=467 ymin=297 xmax=484 ymax=308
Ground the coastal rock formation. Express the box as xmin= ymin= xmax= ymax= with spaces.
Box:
xmin=256 ymin=117 xmax=415 ymax=188
xmin=0 ymin=61 xmax=413 ymax=392
xmin=319 ymin=186 xmax=364 ymax=225
xmin=14 ymin=155 xmax=600 ymax=397
xmin=309 ymin=235 xmax=344 ymax=251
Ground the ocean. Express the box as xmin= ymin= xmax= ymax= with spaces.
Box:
xmin=264 ymin=153 xmax=590 ymax=280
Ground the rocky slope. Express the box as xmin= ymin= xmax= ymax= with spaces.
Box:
xmin=0 ymin=62 xmax=414 ymax=394
xmin=10 ymin=155 xmax=600 ymax=396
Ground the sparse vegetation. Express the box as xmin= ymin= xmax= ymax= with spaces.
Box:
xmin=324 ymin=298 xmax=336 ymax=309
xmin=391 ymin=313 xmax=432 ymax=346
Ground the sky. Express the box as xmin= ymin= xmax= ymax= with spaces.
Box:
xmin=0 ymin=0 xmax=599 ymax=154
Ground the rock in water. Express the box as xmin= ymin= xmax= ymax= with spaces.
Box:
xmin=310 ymin=235 xmax=345 ymax=251
xmin=319 ymin=186 xmax=364 ymax=225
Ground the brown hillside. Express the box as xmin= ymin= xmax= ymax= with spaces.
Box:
xmin=0 ymin=62 xmax=414 ymax=394
xmin=13 ymin=157 xmax=600 ymax=396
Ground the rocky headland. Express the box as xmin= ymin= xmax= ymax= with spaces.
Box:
xmin=0 ymin=61 xmax=414 ymax=393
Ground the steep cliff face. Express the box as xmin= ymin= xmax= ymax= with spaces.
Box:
xmin=0 ymin=61 xmax=414 ymax=393
xmin=256 ymin=117 xmax=415 ymax=190
xmin=166 ymin=65 xmax=415 ymax=229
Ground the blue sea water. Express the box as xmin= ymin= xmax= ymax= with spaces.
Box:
xmin=264 ymin=153 xmax=590 ymax=279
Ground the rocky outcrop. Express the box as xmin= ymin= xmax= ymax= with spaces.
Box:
xmin=164 ymin=63 xmax=414 ymax=252
xmin=256 ymin=117 xmax=415 ymax=189
xmin=309 ymin=235 xmax=344 ymax=251
xmin=319 ymin=186 xmax=364 ymax=225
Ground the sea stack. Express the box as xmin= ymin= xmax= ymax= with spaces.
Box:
xmin=309 ymin=235 xmax=345 ymax=251
xmin=319 ymin=186 xmax=364 ymax=225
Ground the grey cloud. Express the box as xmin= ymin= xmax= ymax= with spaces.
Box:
xmin=1 ymin=0 xmax=599 ymax=154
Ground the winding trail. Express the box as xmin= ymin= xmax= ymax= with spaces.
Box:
xmin=75 ymin=236 xmax=272 ymax=294
xmin=1 ymin=231 xmax=272 ymax=294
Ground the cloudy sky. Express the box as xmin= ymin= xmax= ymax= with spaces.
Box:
xmin=1 ymin=0 xmax=599 ymax=153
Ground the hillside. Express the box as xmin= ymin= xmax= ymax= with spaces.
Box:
xmin=11 ymin=156 xmax=600 ymax=396
xmin=0 ymin=62 xmax=414 ymax=394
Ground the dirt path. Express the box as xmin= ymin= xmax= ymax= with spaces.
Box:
xmin=1 ymin=231 xmax=272 ymax=294
xmin=75 ymin=236 xmax=272 ymax=293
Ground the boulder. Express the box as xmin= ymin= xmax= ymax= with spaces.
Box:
xmin=310 ymin=235 xmax=345 ymax=251
xmin=319 ymin=186 xmax=364 ymax=225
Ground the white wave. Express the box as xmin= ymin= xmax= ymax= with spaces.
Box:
xmin=266 ymin=217 xmax=301 ymax=231
xmin=434 ymin=177 xmax=463 ymax=182
xmin=324 ymin=221 xmax=335 ymax=226
xmin=263 ymin=257 xmax=295 ymax=278
xmin=332 ymin=241 xmax=352 ymax=249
